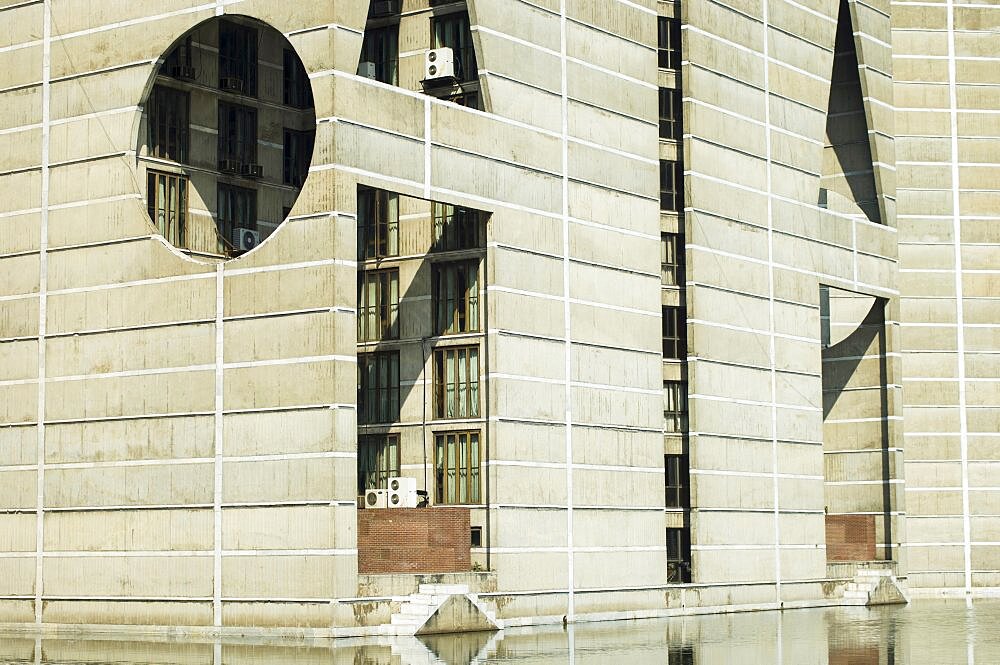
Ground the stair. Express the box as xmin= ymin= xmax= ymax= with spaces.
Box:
xmin=384 ymin=583 xmax=502 ymax=636
xmin=842 ymin=567 xmax=909 ymax=606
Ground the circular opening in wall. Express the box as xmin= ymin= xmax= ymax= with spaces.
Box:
xmin=137 ymin=16 xmax=316 ymax=260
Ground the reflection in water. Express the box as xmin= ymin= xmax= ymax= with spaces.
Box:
xmin=1 ymin=600 xmax=995 ymax=664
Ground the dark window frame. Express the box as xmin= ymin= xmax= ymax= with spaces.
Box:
xmin=283 ymin=128 xmax=314 ymax=187
xmin=665 ymin=454 xmax=690 ymax=509
xmin=218 ymin=20 xmax=258 ymax=96
xmin=660 ymin=159 xmax=685 ymax=212
xmin=658 ymin=17 xmax=682 ymax=70
xmin=148 ymin=85 xmax=190 ymax=163
xmin=359 ymin=23 xmax=400 ymax=85
xmin=431 ymin=12 xmax=478 ymax=82
xmin=432 ymin=203 xmax=483 ymax=252
xmin=358 ymin=268 xmax=400 ymax=342
xmin=433 ymin=345 xmax=480 ymax=420
xmin=661 ymin=232 xmax=685 ymax=287
xmin=358 ymin=351 xmax=400 ymax=425
xmin=358 ymin=433 xmax=400 ymax=494
xmin=666 ymin=527 xmax=692 ymax=583
xmin=216 ymin=182 xmax=256 ymax=250
xmin=662 ymin=305 xmax=687 ymax=360
xmin=433 ymin=260 xmax=480 ymax=336
xmin=658 ymin=86 xmax=683 ymax=140
xmin=358 ymin=188 xmax=399 ymax=260
xmin=434 ymin=429 xmax=482 ymax=505
xmin=217 ymin=101 xmax=258 ymax=166
xmin=147 ymin=170 xmax=188 ymax=248
xmin=664 ymin=380 xmax=688 ymax=434
xmin=283 ymin=48 xmax=314 ymax=108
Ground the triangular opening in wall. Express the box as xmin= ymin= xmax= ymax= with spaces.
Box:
xmin=819 ymin=0 xmax=882 ymax=225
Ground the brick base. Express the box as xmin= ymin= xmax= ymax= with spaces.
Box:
xmin=826 ymin=514 xmax=876 ymax=561
xmin=357 ymin=507 xmax=471 ymax=574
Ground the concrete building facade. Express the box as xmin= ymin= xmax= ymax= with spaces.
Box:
xmin=0 ymin=0 xmax=994 ymax=637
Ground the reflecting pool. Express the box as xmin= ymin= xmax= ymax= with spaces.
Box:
xmin=1 ymin=600 xmax=996 ymax=664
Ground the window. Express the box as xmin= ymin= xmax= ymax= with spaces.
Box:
xmin=664 ymin=380 xmax=688 ymax=434
xmin=358 ymin=351 xmax=400 ymax=425
xmin=666 ymin=527 xmax=691 ymax=583
xmin=216 ymin=183 xmax=256 ymax=248
xmin=661 ymin=232 xmax=684 ymax=286
xmin=434 ymin=346 xmax=480 ymax=419
xmin=283 ymin=48 xmax=313 ymax=108
xmin=660 ymin=159 xmax=684 ymax=212
xmin=359 ymin=24 xmax=399 ymax=85
xmin=283 ymin=129 xmax=314 ymax=187
xmin=358 ymin=269 xmax=399 ymax=342
xmin=147 ymin=171 xmax=188 ymax=248
xmin=219 ymin=20 xmax=257 ymax=95
xmin=433 ymin=261 xmax=480 ymax=335
xmin=665 ymin=454 xmax=689 ymax=509
xmin=658 ymin=17 xmax=681 ymax=70
xmin=147 ymin=85 xmax=189 ymax=163
xmin=432 ymin=12 xmax=478 ymax=82
xmin=432 ymin=203 xmax=482 ymax=252
xmin=358 ymin=188 xmax=399 ymax=260
xmin=470 ymin=526 xmax=482 ymax=547
xmin=659 ymin=87 xmax=682 ymax=140
xmin=164 ymin=36 xmax=195 ymax=80
xmin=662 ymin=306 xmax=686 ymax=360
xmin=358 ymin=434 xmax=400 ymax=494
xmin=218 ymin=102 xmax=257 ymax=167
xmin=434 ymin=430 xmax=481 ymax=504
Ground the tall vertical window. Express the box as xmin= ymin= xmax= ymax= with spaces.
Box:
xmin=434 ymin=430 xmax=481 ymax=504
xmin=660 ymin=159 xmax=684 ymax=212
xmin=658 ymin=17 xmax=681 ymax=70
xmin=148 ymin=86 xmax=189 ymax=163
xmin=661 ymin=232 xmax=684 ymax=286
xmin=432 ymin=13 xmax=478 ymax=82
xmin=219 ymin=20 xmax=258 ymax=95
xmin=358 ymin=351 xmax=400 ymax=425
xmin=666 ymin=527 xmax=691 ymax=583
xmin=283 ymin=129 xmax=314 ymax=187
xmin=659 ymin=87 xmax=682 ymax=140
xmin=164 ymin=36 xmax=196 ymax=80
xmin=664 ymin=380 xmax=688 ymax=433
xmin=432 ymin=203 xmax=482 ymax=251
xmin=217 ymin=183 xmax=256 ymax=246
xmin=358 ymin=434 xmax=400 ymax=493
xmin=283 ymin=48 xmax=313 ymax=108
xmin=434 ymin=346 xmax=480 ymax=420
xmin=358 ymin=269 xmax=399 ymax=342
xmin=433 ymin=261 xmax=480 ymax=335
xmin=358 ymin=188 xmax=399 ymax=260
xmin=218 ymin=102 xmax=257 ymax=168
xmin=147 ymin=171 xmax=188 ymax=248
xmin=665 ymin=454 xmax=690 ymax=509
xmin=359 ymin=24 xmax=399 ymax=85
xmin=662 ymin=306 xmax=687 ymax=360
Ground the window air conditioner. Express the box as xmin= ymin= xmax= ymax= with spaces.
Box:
xmin=218 ymin=158 xmax=242 ymax=174
xmin=232 ymin=227 xmax=260 ymax=252
xmin=358 ymin=61 xmax=377 ymax=80
xmin=387 ymin=476 xmax=418 ymax=508
xmin=220 ymin=76 xmax=244 ymax=93
xmin=241 ymin=163 xmax=263 ymax=178
xmin=171 ymin=65 xmax=197 ymax=80
xmin=364 ymin=488 xmax=389 ymax=509
xmin=424 ymin=47 xmax=455 ymax=83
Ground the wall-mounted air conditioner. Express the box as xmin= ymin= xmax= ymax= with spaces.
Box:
xmin=358 ymin=61 xmax=377 ymax=80
xmin=424 ymin=47 xmax=455 ymax=83
xmin=232 ymin=227 xmax=260 ymax=252
xmin=388 ymin=476 xmax=418 ymax=508
xmin=365 ymin=488 xmax=389 ymax=509
xmin=241 ymin=163 xmax=263 ymax=178
xmin=171 ymin=65 xmax=197 ymax=80
xmin=218 ymin=158 xmax=242 ymax=174
xmin=220 ymin=76 xmax=244 ymax=93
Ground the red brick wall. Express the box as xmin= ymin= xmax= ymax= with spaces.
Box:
xmin=357 ymin=507 xmax=471 ymax=574
xmin=826 ymin=514 xmax=876 ymax=561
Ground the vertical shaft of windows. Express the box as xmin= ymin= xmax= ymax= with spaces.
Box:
xmin=432 ymin=203 xmax=482 ymax=251
xmin=358 ymin=188 xmax=399 ymax=260
xmin=148 ymin=86 xmax=189 ymax=163
xmin=434 ymin=346 xmax=480 ymax=420
xmin=433 ymin=261 xmax=480 ymax=335
xmin=358 ymin=434 xmax=400 ymax=493
xmin=661 ymin=232 xmax=684 ymax=286
xmin=664 ymin=380 xmax=688 ymax=434
xmin=658 ymin=87 xmax=682 ymax=141
xmin=662 ymin=306 xmax=687 ymax=360
xmin=147 ymin=171 xmax=187 ymax=247
xmin=657 ymin=17 xmax=681 ymax=70
xmin=219 ymin=20 xmax=258 ymax=95
xmin=358 ymin=352 xmax=400 ymax=425
xmin=358 ymin=269 xmax=399 ymax=342
xmin=660 ymin=160 xmax=684 ymax=212
xmin=216 ymin=183 xmax=255 ymax=249
xmin=432 ymin=13 xmax=477 ymax=82
xmin=165 ymin=36 xmax=195 ymax=79
xmin=218 ymin=102 xmax=257 ymax=168
xmin=360 ymin=24 xmax=399 ymax=85
xmin=434 ymin=431 xmax=481 ymax=504
xmin=282 ymin=48 xmax=313 ymax=108
xmin=665 ymin=454 xmax=690 ymax=509
xmin=666 ymin=527 xmax=692 ymax=583
xmin=283 ymin=129 xmax=314 ymax=187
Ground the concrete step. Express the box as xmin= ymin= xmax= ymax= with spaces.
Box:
xmin=390 ymin=615 xmax=423 ymax=626
xmin=419 ymin=583 xmax=469 ymax=595
xmin=400 ymin=604 xmax=434 ymax=618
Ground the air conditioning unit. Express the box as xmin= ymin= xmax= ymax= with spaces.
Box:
xmin=364 ymin=488 xmax=389 ymax=509
xmin=424 ymin=47 xmax=455 ymax=83
xmin=241 ymin=163 xmax=263 ymax=178
xmin=232 ymin=227 xmax=260 ymax=252
xmin=218 ymin=158 xmax=242 ymax=174
xmin=388 ymin=476 xmax=418 ymax=508
xmin=220 ymin=76 xmax=244 ymax=93
xmin=369 ymin=0 xmax=399 ymax=17
xmin=358 ymin=61 xmax=377 ymax=80
xmin=171 ymin=65 xmax=197 ymax=80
